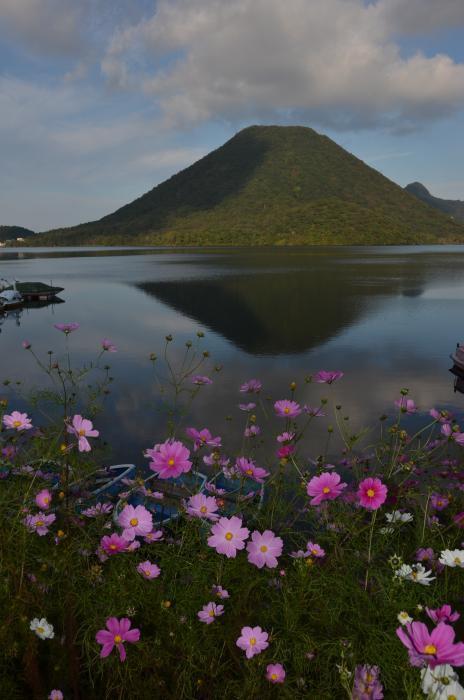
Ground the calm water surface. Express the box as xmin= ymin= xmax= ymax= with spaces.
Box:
xmin=1 ymin=246 xmax=463 ymax=463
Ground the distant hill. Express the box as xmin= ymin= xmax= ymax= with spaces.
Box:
xmin=33 ymin=125 xmax=464 ymax=245
xmin=405 ymin=182 xmax=464 ymax=223
xmin=0 ymin=225 xmax=35 ymax=242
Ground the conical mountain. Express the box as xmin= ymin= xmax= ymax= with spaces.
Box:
xmin=36 ymin=125 xmax=464 ymax=245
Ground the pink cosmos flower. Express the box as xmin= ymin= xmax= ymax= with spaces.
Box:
xmin=313 ymin=370 xmax=344 ymax=384
xmin=239 ymin=402 xmax=256 ymax=411
xmin=197 ymin=602 xmax=224 ymax=624
xmin=3 ymin=411 xmax=33 ymax=431
xmin=82 ymin=502 xmax=113 ymax=518
xmin=306 ymin=541 xmax=326 ymax=558
xmin=186 ymin=493 xmax=219 ymax=521
xmin=236 ymin=457 xmax=269 ymax=483
xmin=212 ymin=584 xmax=229 ymax=599
xmin=95 ymin=617 xmax=140 ymax=662
xmin=143 ymin=529 xmax=163 ymax=543
xmin=67 ymin=414 xmax=99 ymax=452
xmin=441 ymin=423 xmax=464 ymax=446
xmin=118 ymin=504 xmax=153 ymax=541
xmin=54 ymin=322 xmax=79 ymax=334
xmin=277 ymin=431 xmax=295 ymax=443
xmin=430 ymin=408 xmax=454 ymax=423
xmin=430 ymin=493 xmax=449 ymax=511
xmin=358 ymin=478 xmax=388 ymax=510
xmin=453 ymin=512 xmax=464 ymax=528
xmin=274 ymin=400 xmax=302 ymax=418
xmin=245 ymin=425 xmax=261 ymax=438
xmin=396 ymin=621 xmax=464 ymax=668
xmin=24 ymin=512 xmax=56 ymax=536
xmin=145 ymin=439 xmax=192 ymax=479
xmin=277 ymin=445 xmax=295 ymax=459
xmin=101 ymin=338 xmax=117 ymax=352
xmin=240 ymin=379 xmax=262 ymax=393
xmin=236 ymin=626 xmax=269 ymax=658
xmin=306 ymin=472 xmax=347 ymax=506
xmin=426 ymin=605 xmax=460 ymax=624
xmin=303 ymin=405 xmax=326 ymax=417
xmin=185 ymin=427 xmax=221 ymax=451
xmin=35 ymin=489 xmax=52 ymax=510
xmin=192 ymin=375 xmax=212 ymax=385
xmin=394 ymin=397 xmax=417 ymax=414
xmin=136 ymin=560 xmax=161 ymax=580
xmin=22 ymin=340 xmax=31 ymax=349
xmin=100 ymin=533 xmax=129 ymax=555
xmin=247 ymin=530 xmax=283 ymax=569
xmin=266 ymin=663 xmax=285 ymax=684
xmin=207 ymin=516 xmax=249 ymax=558
xmin=48 ymin=691 xmax=63 ymax=700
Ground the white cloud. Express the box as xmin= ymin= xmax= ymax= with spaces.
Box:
xmin=100 ymin=0 xmax=464 ymax=130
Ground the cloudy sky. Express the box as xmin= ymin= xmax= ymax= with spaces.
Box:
xmin=1 ymin=0 xmax=464 ymax=231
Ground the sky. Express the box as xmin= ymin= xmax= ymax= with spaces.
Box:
xmin=1 ymin=0 xmax=464 ymax=231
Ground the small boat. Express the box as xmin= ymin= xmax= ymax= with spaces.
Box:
xmin=10 ymin=281 xmax=64 ymax=301
xmin=208 ymin=473 xmax=265 ymax=517
xmin=450 ymin=343 xmax=464 ymax=372
xmin=0 ymin=289 xmax=24 ymax=312
xmin=113 ymin=471 xmax=208 ymax=527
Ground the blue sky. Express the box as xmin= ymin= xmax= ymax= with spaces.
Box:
xmin=1 ymin=0 xmax=464 ymax=231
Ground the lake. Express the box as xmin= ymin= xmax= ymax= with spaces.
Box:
xmin=1 ymin=245 xmax=463 ymax=465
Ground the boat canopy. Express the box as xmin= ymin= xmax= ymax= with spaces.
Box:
xmin=0 ymin=289 xmax=22 ymax=302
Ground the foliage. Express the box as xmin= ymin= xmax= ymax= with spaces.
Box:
xmin=1 ymin=331 xmax=464 ymax=699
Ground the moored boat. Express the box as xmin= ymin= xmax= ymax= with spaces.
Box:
xmin=450 ymin=343 xmax=464 ymax=372
xmin=0 ymin=289 xmax=24 ymax=312
xmin=10 ymin=281 xmax=64 ymax=301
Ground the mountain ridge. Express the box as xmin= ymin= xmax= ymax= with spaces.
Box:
xmin=27 ymin=125 xmax=464 ymax=245
xmin=404 ymin=182 xmax=464 ymax=223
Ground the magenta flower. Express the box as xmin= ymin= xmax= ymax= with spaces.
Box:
xmin=48 ymin=691 xmax=64 ymax=700
xmin=35 ymin=489 xmax=52 ymax=510
xmin=95 ymin=617 xmax=140 ymax=662
xmin=82 ymin=502 xmax=113 ymax=518
xmin=277 ymin=445 xmax=294 ymax=459
xmin=245 ymin=425 xmax=261 ymax=438
xmin=306 ymin=541 xmax=326 ymax=558
xmin=212 ymin=584 xmax=229 ymax=599
xmin=394 ymin=397 xmax=417 ymax=414
xmin=24 ymin=512 xmax=56 ymax=536
xmin=274 ymin=399 xmax=301 ymax=418
xmin=240 ymin=379 xmax=262 ymax=394
xmin=22 ymin=340 xmax=32 ymax=349
xmin=247 ymin=530 xmax=283 ymax=569
xmin=352 ymin=665 xmax=384 ymax=699
xmin=236 ymin=457 xmax=269 ymax=483
xmin=277 ymin=431 xmax=295 ymax=443
xmin=430 ymin=493 xmax=449 ymax=511
xmin=306 ymin=472 xmax=347 ymax=506
xmin=197 ymin=602 xmax=224 ymax=624
xmin=426 ymin=605 xmax=460 ymax=624
xmin=100 ymin=533 xmax=129 ymax=555
xmin=430 ymin=408 xmax=454 ymax=423
xmin=192 ymin=375 xmax=212 ymax=385
xmin=67 ymin=414 xmax=99 ymax=452
xmin=145 ymin=439 xmax=192 ymax=479
xmin=236 ymin=626 xmax=269 ymax=658
xmin=303 ymin=405 xmax=326 ymax=417
xmin=396 ymin=621 xmax=464 ymax=668
xmin=101 ymin=338 xmax=117 ymax=352
xmin=3 ymin=411 xmax=33 ymax=431
xmin=207 ymin=516 xmax=249 ymax=558
xmin=358 ymin=478 xmax=388 ymax=510
xmin=136 ymin=560 xmax=161 ymax=580
xmin=186 ymin=493 xmax=219 ymax=521
xmin=266 ymin=663 xmax=285 ymax=684
xmin=313 ymin=370 xmax=344 ymax=384
xmin=54 ymin=322 xmax=79 ymax=334
xmin=239 ymin=402 xmax=256 ymax=411
xmin=185 ymin=427 xmax=221 ymax=451
xmin=118 ymin=504 xmax=153 ymax=541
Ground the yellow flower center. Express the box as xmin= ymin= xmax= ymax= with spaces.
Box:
xmin=284 ymin=407 xmax=290 ymax=414
xmin=367 ymin=488 xmax=375 ymax=498
xmin=37 ymin=627 xmax=44 ymax=635
xmin=208 ymin=610 xmax=215 ymax=617
xmin=109 ymin=544 xmax=117 ymax=550
xmin=200 ymin=506 xmax=207 ymax=513
xmin=322 ymin=487 xmax=330 ymax=494
xmin=225 ymin=532 xmax=233 ymax=540
xmin=129 ymin=518 xmax=138 ymax=527
xmin=437 ymin=501 xmax=443 ymax=507
xmin=311 ymin=548 xmax=318 ymax=555
xmin=78 ymin=429 xmax=86 ymax=436
xmin=454 ymin=557 xmax=462 ymax=564
xmin=271 ymin=673 xmax=277 ymax=680
xmin=168 ymin=458 xmax=175 ymax=466
xmin=114 ymin=634 xmax=122 ymax=644
xmin=43 ymin=497 xmax=49 ymax=504
xmin=144 ymin=569 xmax=151 ymax=576
xmin=260 ymin=545 xmax=268 ymax=553
xmin=246 ymin=469 xmax=253 ymax=475
xmin=249 ymin=637 xmax=256 ymax=646
xmin=13 ymin=420 xmax=21 ymax=427
xmin=36 ymin=520 xmax=44 ymax=527
xmin=424 ymin=644 xmax=437 ymax=655
xmin=449 ymin=696 xmax=457 ymax=700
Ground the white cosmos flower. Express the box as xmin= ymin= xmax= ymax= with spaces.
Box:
xmin=386 ymin=510 xmax=413 ymax=524
xmin=439 ymin=549 xmax=464 ymax=568
xmin=397 ymin=611 xmax=413 ymax=625
xmin=421 ymin=664 xmax=464 ymax=699
xmin=395 ymin=563 xmax=435 ymax=585
xmin=30 ymin=617 xmax=54 ymax=640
